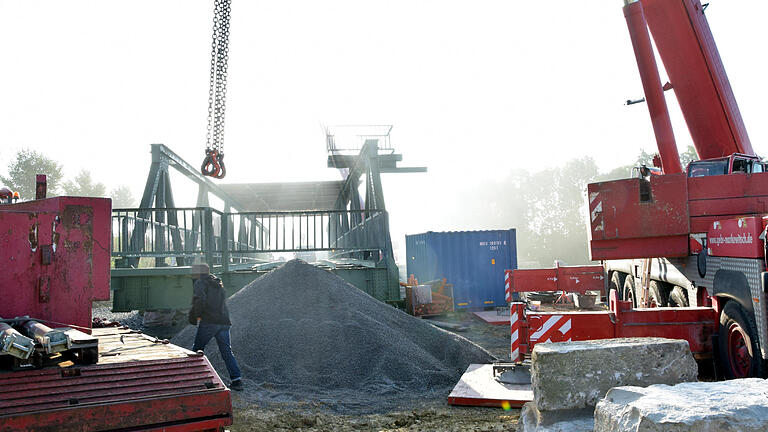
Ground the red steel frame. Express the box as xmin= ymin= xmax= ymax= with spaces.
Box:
xmin=505 ymin=265 xmax=605 ymax=296
xmin=509 ymin=290 xmax=717 ymax=362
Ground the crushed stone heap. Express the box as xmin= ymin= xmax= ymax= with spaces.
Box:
xmin=172 ymin=259 xmax=493 ymax=409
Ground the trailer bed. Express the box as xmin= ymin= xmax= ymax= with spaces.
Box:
xmin=0 ymin=327 xmax=232 ymax=432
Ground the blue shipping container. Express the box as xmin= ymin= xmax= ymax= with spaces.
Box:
xmin=405 ymin=230 xmax=517 ymax=309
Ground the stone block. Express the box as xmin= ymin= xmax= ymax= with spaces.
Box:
xmin=594 ymin=379 xmax=768 ymax=432
xmin=519 ymin=401 xmax=593 ymax=432
xmin=532 ymin=337 xmax=697 ymax=410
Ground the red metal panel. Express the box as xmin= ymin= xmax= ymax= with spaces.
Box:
xmin=557 ymin=266 xmax=605 ymax=293
xmin=531 ymin=312 xmax=614 ymax=344
xmin=689 ymin=197 xmax=768 ymax=219
xmin=687 ymin=174 xmax=768 ymax=224
xmin=0 ymin=197 xmax=111 ymax=330
xmin=528 ymin=314 xmax=572 ymax=344
xmin=0 ymin=354 xmax=232 ymax=431
xmin=590 ymin=235 xmax=690 ymax=261
xmin=687 ymin=173 xmax=768 ymax=201
xmin=1 ymin=391 xmax=232 ymax=432
xmin=706 ymin=216 xmax=763 ymax=259
xmin=588 ymin=175 xmax=689 ymax=260
xmin=520 ymin=290 xmax=717 ymax=357
xmin=687 ymin=174 xmax=768 ymax=233
xmin=641 ymin=0 xmax=753 ymax=158
xmin=511 ymin=269 xmax=553 ymax=293
xmin=510 ymin=266 xmax=604 ymax=294
xmin=614 ymin=307 xmax=716 ymax=355
xmin=589 ymin=175 xmax=689 ymax=240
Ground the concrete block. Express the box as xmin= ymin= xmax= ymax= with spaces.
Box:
xmin=532 ymin=337 xmax=697 ymax=410
xmin=594 ymin=379 xmax=768 ymax=432
xmin=519 ymin=401 xmax=593 ymax=432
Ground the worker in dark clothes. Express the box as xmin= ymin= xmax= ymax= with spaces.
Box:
xmin=190 ymin=263 xmax=243 ymax=391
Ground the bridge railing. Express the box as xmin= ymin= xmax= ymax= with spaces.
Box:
xmin=112 ymin=207 xmax=390 ymax=268
xmin=112 ymin=207 xmax=224 ymax=266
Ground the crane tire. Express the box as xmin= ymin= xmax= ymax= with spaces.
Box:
xmin=608 ymin=272 xmax=626 ymax=301
xmin=669 ymin=286 xmax=689 ymax=308
xmin=718 ymin=301 xmax=766 ymax=379
xmin=647 ymin=280 xmax=667 ymax=308
xmin=623 ymin=276 xmax=637 ymax=307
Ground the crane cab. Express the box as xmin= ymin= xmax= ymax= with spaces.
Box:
xmin=687 ymin=154 xmax=766 ymax=178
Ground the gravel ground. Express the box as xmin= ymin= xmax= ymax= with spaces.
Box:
xmin=230 ymin=398 xmax=520 ymax=432
xmin=91 ymin=302 xmax=143 ymax=329
xmin=172 ymin=259 xmax=495 ymax=414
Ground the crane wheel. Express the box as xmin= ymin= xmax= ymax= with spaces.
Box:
xmin=623 ymin=276 xmax=637 ymax=307
xmin=668 ymin=286 xmax=689 ymax=308
xmin=718 ymin=301 xmax=765 ymax=379
xmin=608 ymin=272 xmax=626 ymax=301
xmin=647 ymin=281 xmax=667 ymax=308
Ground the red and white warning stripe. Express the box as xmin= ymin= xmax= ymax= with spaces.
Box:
xmin=589 ymin=191 xmax=604 ymax=233
xmin=504 ymin=270 xmax=512 ymax=303
xmin=510 ymin=302 xmax=524 ymax=362
xmin=530 ymin=315 xmax=572 ymax=344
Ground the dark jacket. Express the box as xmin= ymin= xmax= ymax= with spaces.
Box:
xmin=191 ymin=274 xmax=232 ymax=325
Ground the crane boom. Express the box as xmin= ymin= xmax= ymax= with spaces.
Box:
xmin=625 ymin=0 xmax=754 ymax=163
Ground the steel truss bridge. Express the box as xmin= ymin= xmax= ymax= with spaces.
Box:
xmin=111 ymin=130 xmax=424 ymax=312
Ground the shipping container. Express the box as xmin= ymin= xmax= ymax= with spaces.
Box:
xmin=405 ymin=230 xmax=517 ymax=309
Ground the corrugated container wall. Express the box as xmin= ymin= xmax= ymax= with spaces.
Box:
xmin=405 ymin=230 xmax=517 ymax=309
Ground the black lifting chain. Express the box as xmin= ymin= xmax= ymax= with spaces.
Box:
xmin=202 ymin=0 xmax=231 ymax=179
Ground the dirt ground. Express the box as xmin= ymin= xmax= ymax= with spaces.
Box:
xmin=228 ymin=310 xmax=521 ymax=431
xmin=231 ymin=401 xmax=519 ymax=432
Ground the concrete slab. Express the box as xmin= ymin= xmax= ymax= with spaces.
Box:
xmin=447 ymin=363 xmax=533 ymax=408
xmin=594 ymin=379 xmax=768 ymax=432
xmin=532 ymin=337 xmax=697 ymax=410
xmin=472 ymin=311 xmax=510 ymax=326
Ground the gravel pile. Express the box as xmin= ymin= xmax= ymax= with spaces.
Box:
xmin=91 ymin=305 xmax=187 ymax=339
xmin=91 ymin=304 xmax=143 ymax=329
xmin=172 ymin=259 xmax=494 ymax=412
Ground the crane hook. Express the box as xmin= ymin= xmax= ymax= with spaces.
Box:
xmin=201 ymin=149 xmax=223 ymax=178
xmin=214 ymin=152 xmax=226 ymax=179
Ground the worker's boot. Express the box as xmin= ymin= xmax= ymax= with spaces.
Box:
xmin=230 ymin=379 xmax=244 ymax=391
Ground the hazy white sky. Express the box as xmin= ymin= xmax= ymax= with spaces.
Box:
xmin=1 ymin=1 xmax=767 ymax=258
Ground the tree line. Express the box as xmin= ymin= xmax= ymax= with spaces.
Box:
xmin=5 ymin=146 xmax=701 ymax=268
xmin=452 ymin=146 xmax=699 ymax=268
xmin=0 ymin=149 xmax=137 ymax=207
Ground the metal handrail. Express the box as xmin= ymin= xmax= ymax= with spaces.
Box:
xmin=111 ymin=207 xmax=390 ymax=269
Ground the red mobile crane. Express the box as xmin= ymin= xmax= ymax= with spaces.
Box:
xmin=507 ymin=0 xmax=768 ymax=380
